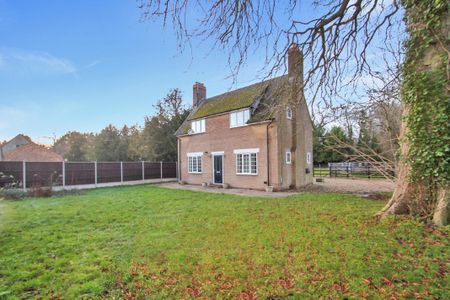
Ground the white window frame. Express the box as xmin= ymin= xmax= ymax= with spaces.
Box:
xmin=230 ymin=109 xmax=250 ymax=128
xmin=285 ymin=151 xmax=292 ymax=164
xmin=306 ymin=152 xmax=312 ymax=165
xmin=286 ymin=106 xmax=293 ymax=120
xmin=234 ymin=148 xmax=259 ymax=175
xmin=190 ymin=119 xmax=206 ymax=134
xmin=187 ymin=152 xmax=203 ymax=174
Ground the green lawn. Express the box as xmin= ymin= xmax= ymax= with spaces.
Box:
xmin=0 ymin=186 xmax=448 ymax=299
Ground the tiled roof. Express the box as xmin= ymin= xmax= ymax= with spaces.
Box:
xmin=3 ymin=143 xmax=63 ymax=162
xmin=176 ymin=76 xmax=289 ymax=136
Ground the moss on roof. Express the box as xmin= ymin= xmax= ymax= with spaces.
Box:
xmin=175 ymin=76 xmax=289 ymax=136
xmin=191 ymin=80 xmax=273 ymax=120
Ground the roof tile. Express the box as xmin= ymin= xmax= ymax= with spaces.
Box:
xmin=3 ymin=143 xmax=63 ymax=162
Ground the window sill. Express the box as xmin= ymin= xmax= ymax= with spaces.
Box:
xmin=230 ymin=124 xmax=249 ymax=129
xmin=236 ymin=173 xmax=258 ymax=176
xmin=188 ymin=172 xmax=203 ymax=175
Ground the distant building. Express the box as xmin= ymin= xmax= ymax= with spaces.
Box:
xmin=0 ymin=134 xmax=63 ymax=162
xmin=0 ymin=134 xmax=32 ymax=159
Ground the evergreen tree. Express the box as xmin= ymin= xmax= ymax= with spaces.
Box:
xmin=141 ymin=89 xmax=190 ymax=161
xmin=312 ymin=125 xmax=326 ymax=164
xmin=323 ymin=126 xmax=351 ymax=163
xmin=95 ymin=125 xmax=122 ymax=161
xmin=53 ymin=131 xmax=91 ymax=161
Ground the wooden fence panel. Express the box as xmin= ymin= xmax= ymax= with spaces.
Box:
xmin=1 ymin=161 xmax=175 ymax=188
xmin=162 ymin=162 xmax=176 ymax=178
xmin=26 ymin=162 xmax=62 ymax=187
xmin=0 ymin=161 xmax=23 ymax=187
xmin=97 ymin=162 xmax=121 ymax=183
xmin=313 ymin=163 xmax=386 ymax=179
xmin=144 ymin=162 xmax=161 ymax=179
xmin=65 ymin=162 xmax=95 ymax=185
xmin=123 ymin=162 xmax=142 ymax=181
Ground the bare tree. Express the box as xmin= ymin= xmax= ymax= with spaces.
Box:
xmin=138 ymin=0 xmax=449 ymax=225
xmin=325 ymin=133 xmax=397 ymax=182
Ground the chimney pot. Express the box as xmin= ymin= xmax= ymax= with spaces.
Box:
xmin=193 ymin=82 xmax=206 ymax=106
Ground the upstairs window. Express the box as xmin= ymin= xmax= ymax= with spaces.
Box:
xmin=306 ymin=152 xmax=312 ymax=164
xmin=187 ymin=152 xmax=203 ymax=173
xmin=230 ymin=109 xmax=250 ymax=128
xmin=286 ymin=106 xmax=293 ymax=120
xmin=286 ymin=151 xmax=292 ymax=164
xmin=191 ymin=119 xmax=205 ymax=134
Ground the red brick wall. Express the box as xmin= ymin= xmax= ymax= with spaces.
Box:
xmin=179 ymin=113 xmax=279 ymax=190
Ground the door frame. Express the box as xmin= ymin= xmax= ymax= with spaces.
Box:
xmin=211 ymin=151 xmax=224 ymax=184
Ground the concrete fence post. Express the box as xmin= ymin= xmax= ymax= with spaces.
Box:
xmin=120 ymin=162 xmax=123 ymax=184
xmin=62 ymin=161 xmax=66 ymax=188
xmin=22 ymin=160 xmax=26 ymax=192
xmin=94 ymin=161 xmax=98 ymax=187
xmin=142 ymin=161 xmax=145 ymax=181
xmin=160 ymin=161 xmax=163 ymax=180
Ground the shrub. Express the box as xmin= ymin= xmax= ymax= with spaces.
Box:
xmin=0 ymin=173 xmax=20 ymax=189
xmin=28 ymin=187 xmax=52 ymax=198
xmin=0 ymin=188 xmax=28 ymax=200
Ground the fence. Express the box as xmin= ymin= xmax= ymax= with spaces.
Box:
xmin=313 ymin=162 xmax=387 ymax=179
xmin=0 ymin=161 xmax=177 ymax=190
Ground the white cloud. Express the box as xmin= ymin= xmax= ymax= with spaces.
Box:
xmin=13 ymin=51 xmax=76 ymax=74
xmin=0 ymin=47 xmax=78 ymax=76
xmin=83 ymin=60 xmax=101 ymax=69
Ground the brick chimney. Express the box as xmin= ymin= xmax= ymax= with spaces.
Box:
xmin=288 ymin=43 xmax=303 ymax=79
xmin=193 ymin=82 xmax=206 ymax=106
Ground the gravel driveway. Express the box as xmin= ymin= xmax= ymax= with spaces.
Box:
xmin=309 ymin=177 xmax=395 ymax=194
xmin=157 ymin=177 xmax=394 ymax=198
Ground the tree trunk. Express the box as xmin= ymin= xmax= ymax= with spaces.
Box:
xmin=376 ymin=106 xmax=414 ymax=217
xmin=376 ymin=1 xmax=449 ymax=226
xmin=433 ymin=188 xmax=449 ymax=226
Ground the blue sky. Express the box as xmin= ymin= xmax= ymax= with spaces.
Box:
xmin=0 ymin=0 xmax=269 ymax=144
xmin=0 ymin=0 xmax=401 ymax=144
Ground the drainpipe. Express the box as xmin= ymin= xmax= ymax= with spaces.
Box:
xmin=177 ymin=137 xmax=181 ymax=182
xmin=266 ymin=119 xmax=274 ymax=186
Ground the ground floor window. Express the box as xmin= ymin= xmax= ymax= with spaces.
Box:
xmin=187 ymin=153 xmax=202 ymax=173
xmin=236 ymin=152 xmax=257 ymax=175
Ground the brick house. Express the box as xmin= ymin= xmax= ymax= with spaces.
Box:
xmin=175 ymin=44 xmax=313 ymax=191
xmin=3 ymin=143 xmax=63 ymax=162
xmin=0 ymin=134 xmax=63 ymax=162
xmin=0 ymin=134 xmax=31 ymax=160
